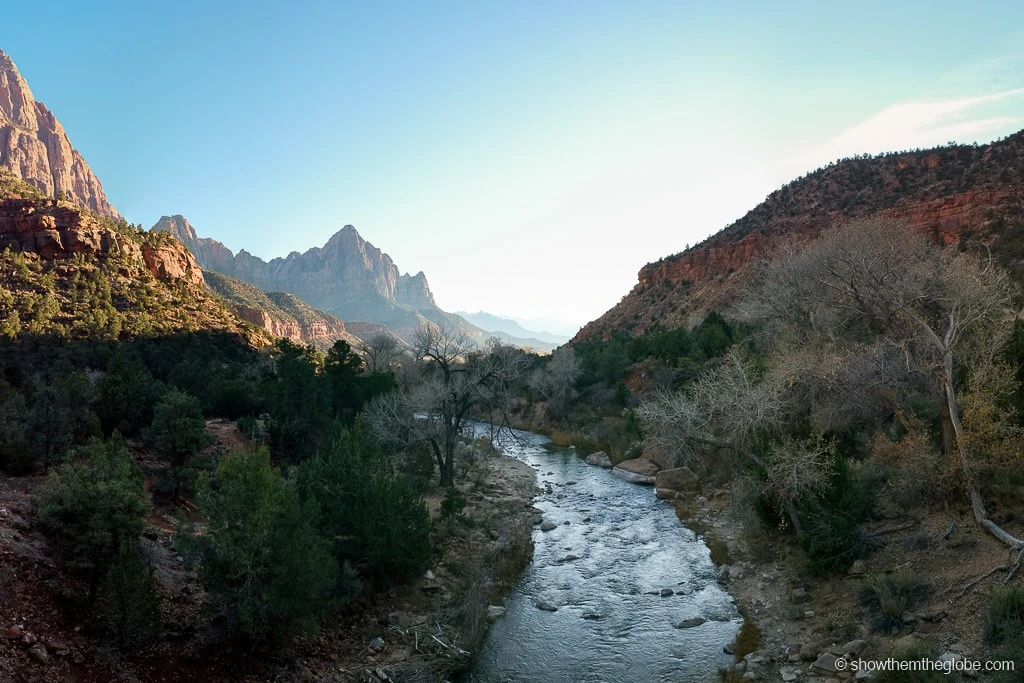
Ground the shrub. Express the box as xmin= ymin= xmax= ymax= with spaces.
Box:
xmin=860 ymin=568 xmax=933 ymax=633
xmin=185 ymin=447 xmax=337 ymax=643
xmin=99 ymin=542 xmax=161 ymax=647
xmin=144 ymin=389 xmax=212 ymax=500
xmin=298 ymin=426 xmax=431 ymax=586
xmin=35 ymin=435 xmax=149 ymax=603
xmin=441 ymin=487 xmax=468 ymax=522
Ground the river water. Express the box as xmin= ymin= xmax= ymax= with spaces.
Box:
xmin=463 ymin=427 xmax=740 ymax=682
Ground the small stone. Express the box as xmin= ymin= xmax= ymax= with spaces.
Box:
xmin=660 ymin=588 xmax=674 ymax=597
xmin=676 ymin=617 xmax=706 ymax=629
xmin=368 ymin=637 xmax=385 ymax=652
xmin=535 ymin=599 xmax=558 ymax=612
xmin=28 ymin=642 xmax=49 ymax=664
xmin=72 ymin=651 xmax=85 ymax=665
xmin=486 ymin=606 xmax=506 ymax=620
xmin=800 ymin=642 xmax=820 ymax=661
xmin=4 ymin=625 xmax=20 ymax=640
xmin=811 ymin=652 xmax=841 ymax=676
xmin=424 ymin=569 xmax=436 ymax=581
xmin=804 ymin=610 xmax=815 ymax=618
xmin=561 ymin=554 xmax=579 ymax=562
xmin=782 ymin=671 xmax=798 ymax=682
xmin=843 ymin=639 xmax=868 ymax=657
xmin=20 ymin=631 xmax=37 ymax=646
xmin=540 ymin=522 xmax=557 ymax=531
xmin=791 ymin=587 xmax=810 ymax=603
xmin=723 ymin=642 xmax=736 ymax=655
xmin=717 ymin=565 xmax=732 ymax=583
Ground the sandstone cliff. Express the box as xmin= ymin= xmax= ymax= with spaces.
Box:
xmin=0 ymin=48 xmax=118 ymax=219
xmin=153 ymin=216 xmax=488 ymax=346
xmin=575 ymin=132 xmax=1024 ymax=341
xmin=203 ymin=271 xmax=361 ymax=350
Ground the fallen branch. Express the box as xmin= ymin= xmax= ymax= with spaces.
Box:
xmin=866 ymin=522 xmax=917 ymax=537
xmin=939 ymin=522 xmax=956 ymax=540
xmin=953 ymin=564 xmax=1011 ymax=599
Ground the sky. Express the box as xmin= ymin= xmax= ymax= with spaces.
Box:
xmin=4 ymin=1 xmax=1024 ymax=333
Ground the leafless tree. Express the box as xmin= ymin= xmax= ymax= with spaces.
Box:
xmin=748 ymin=217 xmax=1021 ymax=551
xmin=358 ymin=333 xmax=402 ymax=374
xmin=365 ymin=325 xmax=528 ymax=486
xmin=528 ymin=347 xmax=581 ymax=419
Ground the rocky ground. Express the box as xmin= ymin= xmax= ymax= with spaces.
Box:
xmin=0 ymin=423 xmax=539 ymax=683
xmin=668 ymin=480 xmax=1019 ymax=681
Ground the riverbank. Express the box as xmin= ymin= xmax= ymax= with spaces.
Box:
xmin=671 ymin=481 xmax=1016 ymax=681
xmin=284 ymin=447 xmax=539 ymax=682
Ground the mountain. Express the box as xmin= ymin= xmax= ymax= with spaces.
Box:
xmin=455 ymin=311 xmax=569 ymax=351
xmin=0 ymin=48 xmax=118 ymax=219
xmin=203 ymin=271 xmax=360 ymax=350
xmin=0 ymin=170 xmax=262 ymax=344
xmin=153 ymin=215 xmax=490 ymax=346
xmin=575 ymin=132 xmax=1024 ymax=341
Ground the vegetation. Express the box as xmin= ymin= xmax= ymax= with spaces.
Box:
xmin=185 ymin=447 xmax=338 ymax=643
xmin=35 ymin=435 xmax=149 ymax=603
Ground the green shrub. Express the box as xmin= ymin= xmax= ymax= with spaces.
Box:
xmin=99 ymin=542 xmax=161 ymax=647
xmin=144 ymin=389 xmax=212 ymax=500
xmin=798 ymin=455 xmax=878 ymax=574
xmin=185 ymin=447 xmax=337 ymax=643
xmin=35 ymin=435 xmax=149 ymax=603
xmin=441 ymin=487 xmax=468 ymax=521
xmin=860 ymin=568 xmax=933 ymax=633
xmin=298 ymin=426 xmax=431 ymax=586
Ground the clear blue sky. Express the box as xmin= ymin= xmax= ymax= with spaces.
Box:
xmin=5 ymin=1 xmax=1024 ymax=329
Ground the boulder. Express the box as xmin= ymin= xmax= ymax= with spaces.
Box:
xmin=676 ymin=617 xmax=706 ymax=629
xmin=655 ymin=466 xmax=700 ymax=493
xmin=486 ymin=606 xmax=507 ymax=621
xmin=612 ymin=458 xmax=659 ymax=485
xmin=540 ymin=522 xmax=557 ymax=531
xmin=585 ymin=451 xmax=612 ymax=467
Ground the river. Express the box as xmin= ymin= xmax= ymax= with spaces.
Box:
xmin=463 ymin=427 xmax=740 ymax=682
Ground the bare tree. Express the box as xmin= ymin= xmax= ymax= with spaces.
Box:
xmin=358 ymin=333 xmax=402 ymax=374
xmin=365 ymin=325 xmax=528 ymax=486
xmin=528 ymin=347 xmax=581 ymax=419
xmin=749 ymin=218 xmax=1021 ymax=551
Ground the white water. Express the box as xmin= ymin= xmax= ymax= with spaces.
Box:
xmin=464 ymin=427 xmax=740 ymax=682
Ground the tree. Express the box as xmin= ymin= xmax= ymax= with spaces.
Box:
xmin=35 ymin=435 xmax=149 ymax=603
xmin=145 ymin=389 xmax=212 ymax=500
xmin=358 ymin=333 xmax=401 ymax=374
xmin=528 ymin=347 xmax=581 ymax=420
xmin=366 ymin=325 xmax=528 ymax=486
xmin=750 ymin=218 xmax=1021 ymax=551
xmin=185 ymin=447 xmax=337 ymax=643
xmin=298 ymin=426 xmax=430 ymax=585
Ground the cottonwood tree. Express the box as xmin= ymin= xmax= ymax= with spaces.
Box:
xmin=639 ymin=349 xmax=831 ymax=533
xmin=750 ymin=218 xmax=1022 ymax=552
xmin=358 ymin=333 xmax=402 ymax=374
xmin=528 ymin=347 xmax=581 ymax=420
xmin=366 ymin=325 xmax=528 ymax=486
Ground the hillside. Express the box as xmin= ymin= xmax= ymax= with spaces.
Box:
xmin=0 ymin=48 xmax=118 ymax=219
xmin=203 ymin=271 xmax=360 ymax=350
xmin=576 ymin=131 xmax=1024 ymax=340
xmin=456 ymin=311 xmax=569 ymax=350
xmin=153 ymin=215 xmax=490 ymax=346
xmin=0 ymin=170 xmax=262 ymax=344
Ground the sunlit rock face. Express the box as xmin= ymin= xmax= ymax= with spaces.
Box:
xmin=0 ymin=48 xmax=118 ymax=219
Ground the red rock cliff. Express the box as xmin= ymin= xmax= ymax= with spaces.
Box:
xmin=0 ymin=48 xmax=118 ymax=219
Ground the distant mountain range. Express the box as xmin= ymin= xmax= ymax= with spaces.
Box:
xmin=153 ymin=215 xmax=491 ymax=348
xmin=455 ymin=311 xmax=570 ymax=351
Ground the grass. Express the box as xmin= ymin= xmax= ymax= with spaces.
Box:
xmin=874 ymin=643 xmax=960 ymax=683
xmin=859 ymin=568 xmax=933 ymax=633
xmin=732 ymin=618 xmax=762 ymax=660
xmin=707 ymin=535 xmax=733 ymax=566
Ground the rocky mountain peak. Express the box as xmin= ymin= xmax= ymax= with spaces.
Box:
xmin=0 ymin=47 xmax=119 ymax=219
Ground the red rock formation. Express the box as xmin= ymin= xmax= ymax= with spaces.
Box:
xmin=0 ymin=198 xmax=202 ymax=286
xmin=575 ymin=133 xmax=1024 ymax=341
xmin=0 ymin=49 xmax=118 ymax=219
